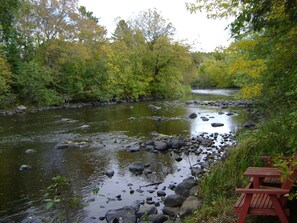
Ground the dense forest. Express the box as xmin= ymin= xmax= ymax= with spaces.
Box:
xmin=0 ymin=0 xmax=201 ymax=108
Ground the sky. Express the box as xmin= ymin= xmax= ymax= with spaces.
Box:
xmin=79 ymin=0 xmax=233 ymax=52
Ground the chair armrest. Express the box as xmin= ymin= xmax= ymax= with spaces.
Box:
xmin=236 ymin=187 xmax=290 ymax=195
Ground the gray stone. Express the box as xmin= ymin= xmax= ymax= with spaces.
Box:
xmin=154 ymin=141 xmax=168 ymax=152
xmin=189 ymin=113 xmax=197 ymax=119
xmin=162 ymin=207 xmax=179 ymax=217
xmin=175 ymin=178 xmax=197 ymax=197
xmin=16 ymin=105 xmax=27 ymax=112
xmin=129 ymin=162 xmax=145 ymax=173
xmin=104 ymin=170 xmax=115 ymax=177
xmin=149 ymin=214 xmax=168 ymax=223
xmin=157 ymin=190 xmax=166 ymax=197
xmin=243 ymin=121 xmax=256 ymax=128
xmin=163 ymin=194 xmax=185 ymax=207
xmin=136 ymin=205 xmax=157 ymax=218
xmin=179 ymin=196 xmax=201 ymax=218
xmin=105 ymin=206 xmax=136 ymax=223
xmin=211 ymin=123 xmax=224 ymax=127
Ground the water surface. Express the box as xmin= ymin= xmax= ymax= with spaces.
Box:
xmin=0 ymin=89 xmax=248 ymax=222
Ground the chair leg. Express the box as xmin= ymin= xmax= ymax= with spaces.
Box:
xmin=269 ymin=195 xmax=289 ymax=223
xmin=238 ymin=194 xmax=252 ymax=223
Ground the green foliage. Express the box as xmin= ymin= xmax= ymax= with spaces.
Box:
xmin=44 ymin=175 xmax=81 ymax=223
xmin=15 ymin=61 xmax=61 ymax=106
xmin=0 ymin=54 xmax=12 ymax=101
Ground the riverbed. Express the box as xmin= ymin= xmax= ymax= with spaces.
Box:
xmin=0 ymin=89 xmax=250 ymax=222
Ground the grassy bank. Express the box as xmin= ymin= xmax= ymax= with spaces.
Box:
xmin=185 ymin=113 xmax=297 ymax=223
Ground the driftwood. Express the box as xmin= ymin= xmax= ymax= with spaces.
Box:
xmin=140 ymin=181 xmax=163 ymax=188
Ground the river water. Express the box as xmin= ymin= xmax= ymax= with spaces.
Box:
xmin=0 ymin=89 xmax=247 ymax=223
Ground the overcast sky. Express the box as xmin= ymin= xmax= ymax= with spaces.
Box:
xmin=79 ymin=0 xmax=233 ymax=52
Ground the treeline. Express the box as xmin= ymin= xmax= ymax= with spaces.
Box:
xmin=0 ymin=0 xmax=197 ymax=108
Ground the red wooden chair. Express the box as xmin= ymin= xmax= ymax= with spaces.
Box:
xmin=234 ymin=162 xmax=297 ymax=223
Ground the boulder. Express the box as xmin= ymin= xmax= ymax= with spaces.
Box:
xmin=163 ymin=194 xmax=185 ymax=207
xmin=129 ymin=162 xmax=145 ymax=173
xmin=175 ymin=178 xmax=197 ymax=197
xmin=126 ymin=143 xmax=140 ymax=152
xmin=105 ymin=206 xmax=136 ymax=223
xmin=171 ymin=139 xmax=184 ymax=149
xmin=16 ymin=105 xmax=27 ymax=112
xmin=243 ymin=121 xmax=256 ymax=128
xmin=189 ymin=113 xmax=197 ymax=119
xmin=136 ymin=205 xmax=157 ymax=218
xmin=154 ymin=141 xmax=168 ymax=152
xmin=162 ymin=207 xmax=179 ymax=217
xmin=179 ymin=196 xmax=201 ymax=218
xmin=148 ymin=214 xmax=168 ymax=223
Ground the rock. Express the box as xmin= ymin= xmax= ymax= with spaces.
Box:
xmin=175 ymin=157 xmax=182 ymax=162
xmin=55 ymin=140 xmax=88 ymax=149
xmin=148 ymin=214 xmax=168 ymax=223
xmin=16 ymin=105 xmax=27 ymax=112
xmin=211 ymin=123 xmax=224 ymax=127
xmin=163 ymin=194 xmax=186 ymax=207
xmin=126 ymin=143 xmax=140 ymax=152
xmin=189 ymin=186 xmax=198 ymax=196
xmin=189 ymin=113 xmax=197 ymax=119
xmin=243 ymin=121 xmax=256 ymax=128
xmin=197 ymin=137 xmax=214 ymax=147
xmin=162 ymin=207 xmax=180 ymax=217
xmin=145 ymin=145 xmax=155 ymax=152
xmin=168 ymin=184 xmax=176 ymax=190
xmin=19 ymin=165 xmax=31 ymax=171
xmin=104 ymin=170 xmax=115 ymax=177
xmin=175 ymin=178 xmax=197 ymax=197
xmin=25 ymin=149 xmax=36 ymax=154
xmin=171 ymin=139 xmax=184 ymax=149
xmin=226 ymin=111 xmax=235 ymax=116
xmin=105 ymin=206 xmax=136 ymax=223
xmin=154 ymin=141 xmax=168 ymax=152
xmin=136 ymin=205 xmax=157 ymax=218
xmin=148 ymin=104 xmax=161 ymax=111
xmin=157 ymin=190 xmax=166 ymax=197
xmin=179 ymin=196 xmax=201 ymax=218
xmin=129 ymin=162 xmax=145 ymax=173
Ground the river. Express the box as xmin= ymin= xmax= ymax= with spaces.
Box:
xmin=0 ymin=89 xmax=248 ymax=222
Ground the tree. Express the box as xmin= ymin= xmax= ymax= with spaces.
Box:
xmin=130 ymin=8 xmax=176 ymax=50
xmin=0 ymin=54 xmax=12 ymax=104
xmin=0 ymin=0 xmax=21 ymax=71
xmin=15 ymin=61 xmax=61 ymax=106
